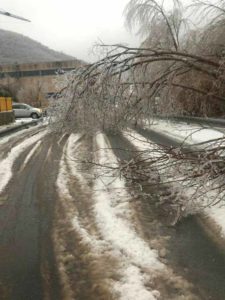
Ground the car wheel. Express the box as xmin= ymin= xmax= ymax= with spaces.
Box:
xmin=31 ymin=113 xmax=39 ymax=119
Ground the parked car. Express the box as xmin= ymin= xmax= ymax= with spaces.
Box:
xmin=12 ymin=103 xmax=42 ymax=119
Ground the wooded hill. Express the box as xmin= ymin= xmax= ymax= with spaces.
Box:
xmin=0 ymin=29 xmax=74 ymax=65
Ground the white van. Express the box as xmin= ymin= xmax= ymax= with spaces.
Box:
xmin=12 ymin=103 xmax=42 ymax=119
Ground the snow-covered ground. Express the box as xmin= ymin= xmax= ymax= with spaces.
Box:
xmin=141 ymin=119 xmax=225 ymax=240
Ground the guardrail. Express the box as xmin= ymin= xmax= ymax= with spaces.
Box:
xmin=0 ymin=119 xmax=42 ymax=138
xmin=152 ymin=115 xmax=225 ymax=127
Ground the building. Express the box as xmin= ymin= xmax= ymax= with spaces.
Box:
xmin=0 ymin=59 xmax=82 ymax=107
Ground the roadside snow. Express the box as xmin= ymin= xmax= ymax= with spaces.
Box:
xmin=15 ymin=118 xmax=34 ymax=123
xmin=147 ymin=119 xmax=225 ymax=146
xmin=0 ymin=130 xmax=47 ymax=194
xmin=205 ymin=206 xmax=225 ymax=238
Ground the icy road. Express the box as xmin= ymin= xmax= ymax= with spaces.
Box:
xmin=0 ymin=125 xmax=225 ymax=300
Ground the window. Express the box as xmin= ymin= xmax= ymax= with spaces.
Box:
xmin=13 ymin=104 xmax=26 ymax=109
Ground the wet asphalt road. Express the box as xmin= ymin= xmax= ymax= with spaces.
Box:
xmin=1 ymin=125 xmax=225 ymax=300
xmin=0 ymin=127 xmax=63 ymax=300
xmin=108 ymin=131 xmax=225 ymax=300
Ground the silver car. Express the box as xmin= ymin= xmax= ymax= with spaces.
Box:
xmin=12 ymin=103 xmax=42 ymax=119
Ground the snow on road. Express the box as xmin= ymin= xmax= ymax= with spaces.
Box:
xmin=0 ymin=122 xmax=44 ymax=146
xmin=22 ymin=140 xmax=42 ymax=167
xmin=56 ymin=134 xmax=97 ymax=299
xmin=141 ymin=120 xmax=225 ymax=241
xmin=57 ymin=133 xmax=101 ymax=247
xmin=123 ymin=129 xmax=191 ymax=224
xmin=0 ymin=130 xmax=47 ymax=194
xmin=94 ymin=133 xmax=162 ymax=269
xmin=123 ymin=130 xmax=162 ymax=155
xmin=56 ymin=133 xmax=164 ymax=300
xmin=123 ymin=129 xmax=179 ymax=182
xmin=94 ymin=133 xmax=163 ymax=299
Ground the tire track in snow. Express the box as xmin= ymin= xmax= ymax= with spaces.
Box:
xmin=0 ymin=131 xmax=62 ymax=300
xmin=57 ymin=133 xmax=164 ymax=299
xmin=57 ymin=133 xmax=197 ymax=300
xmin=56 ymin=134 xmax=117 ymax=300
xmin=0 ymin=130 xmax=47 ymax=194
xmin=57 ymin=134 xmax=98 ymax=245
xmin=21 ymin=140 xmax=42 ymax=169
xmin=0 ymin=126 xmax=45 ymax=161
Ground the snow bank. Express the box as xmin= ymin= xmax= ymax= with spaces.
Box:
xmin=0 ymin=130 xmax=47 ymax=194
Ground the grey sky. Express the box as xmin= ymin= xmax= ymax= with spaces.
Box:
xmin=0 ymin=0 xmax=141 ymax=62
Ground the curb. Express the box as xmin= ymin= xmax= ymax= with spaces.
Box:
xmin=0 ymin=119 xmax=42 ymax=138
xmin=153 ymin=116 xmax=225 ymax=127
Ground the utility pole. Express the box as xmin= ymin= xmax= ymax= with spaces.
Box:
xmin=0 ymin=9 xmax=30 ymax=22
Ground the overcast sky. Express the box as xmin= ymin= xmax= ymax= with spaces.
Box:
xmin=0 ymin=0 xmax=141 ymax=62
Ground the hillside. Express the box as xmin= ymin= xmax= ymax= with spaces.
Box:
xmin=0 ymin=29 xmax=75 ymax=64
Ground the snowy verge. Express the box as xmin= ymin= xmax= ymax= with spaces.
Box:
xmin=141 ymin=120 xmax=225 ymax=241
xmin=146 ymin=119 xmax=225 ymax=146
xmin=205 ymin=206 xmax=225 ymax=238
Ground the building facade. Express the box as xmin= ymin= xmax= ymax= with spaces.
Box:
xmin=0 ymin=59 xmax=82 ymax=107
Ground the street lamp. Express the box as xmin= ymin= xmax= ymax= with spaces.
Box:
xmin=0 ymin=9 xmax=30 ymax=22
